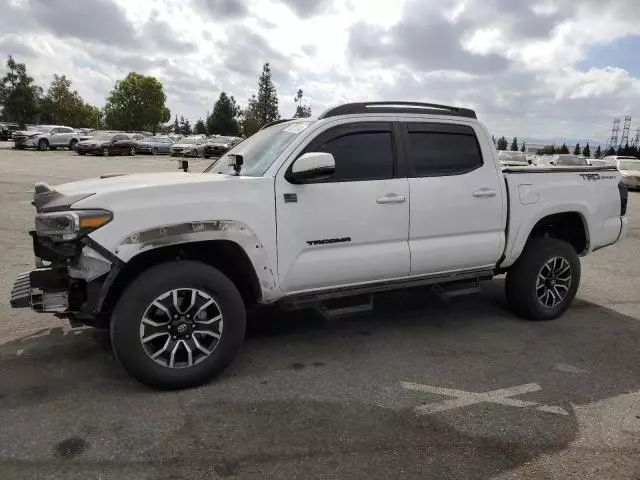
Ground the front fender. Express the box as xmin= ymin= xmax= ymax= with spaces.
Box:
xmin=112 ymin=220 xmax=279 ymax=301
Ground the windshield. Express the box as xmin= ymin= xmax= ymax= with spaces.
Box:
xmin=180 ymin=138 xmax=199 ymax=144
xmin=619 ymin=160 xmax=640 ymax=170
xmin=498 ymin=151 xmax=527 ymax=163
xmin=92 ymin=134 xmax=116 ymax=141
xmin=205 ymin=121 xmax=313 ymax=176
xmin=555 ymin=156 xmax=587 ymax=166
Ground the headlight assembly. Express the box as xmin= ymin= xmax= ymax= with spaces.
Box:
xmin=35 ymin=210 xmax=113 ymax=241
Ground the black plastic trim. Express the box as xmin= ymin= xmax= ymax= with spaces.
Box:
xmin=503 ymin=166 xmax=618 ymax=173
xmin=318 ymin=102 xmax=477 ymax=119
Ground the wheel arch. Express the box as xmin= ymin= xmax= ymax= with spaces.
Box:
xmin=100 ymin=239 xmax=267 ymax=316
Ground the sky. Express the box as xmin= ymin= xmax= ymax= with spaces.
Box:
xmin=1 ymin=0 xmax=640 ymax=143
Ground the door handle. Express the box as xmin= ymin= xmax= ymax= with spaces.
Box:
xmin=376 ymin=193 xmax=407 ymax=204
xmin=473 ymin=189 xmax=497 ymax=198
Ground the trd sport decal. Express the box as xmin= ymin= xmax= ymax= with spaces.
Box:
xmin=579 ymin=173 xmax=617 ymax=181
xmin=306 ymin=237 xmax=351 ymax=246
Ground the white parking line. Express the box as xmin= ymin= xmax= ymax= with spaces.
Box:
xmin=401 ymin=381 xmax=569 ymax=416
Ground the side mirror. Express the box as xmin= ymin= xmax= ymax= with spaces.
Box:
xmin=287 ymin=152 xmax=336 ymax=184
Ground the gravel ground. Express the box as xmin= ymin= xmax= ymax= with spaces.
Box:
xmin=0 ymin=143 xmax=638 ymax=480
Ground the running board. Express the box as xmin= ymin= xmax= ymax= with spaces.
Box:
xmin=315 ymin=294 xmax=374 ymax=319
xmin=430 ymin=278 xmax=482 ymax=302
xmin=280 ymin=269 xmax=493 ymax=310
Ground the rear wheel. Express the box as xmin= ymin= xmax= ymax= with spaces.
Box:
xmin=78 ymin=151 xmax=86 ymax=156
xmin=505 ymin=238 xmax=580 ymax=321
xmin=129 ymin=146 xmax=136 ymax=156
xmin=103 ymin=147 xmax=110 ymax=157
xmin=151 ymin=147 xmax=158 ymax=156
xmin=69 ymin=139 xmax=77 ymax=150
xmin=110 ymin=261 xmax=246 ymax=389
xmin=38 ymin=139 xmax=49 ymax=151
xmin=204 ymin=155 xmax=210 ymax=159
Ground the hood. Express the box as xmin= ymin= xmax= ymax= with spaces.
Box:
xmin=172 ymin=143 xmax=198 ymax=148
xmin=207 ymin=142 xmax=229 ymax=147
xmin=14 ymin=129 xmax=44 ymax=136
xmin=55 ymin=172 xmax=233 ymax=197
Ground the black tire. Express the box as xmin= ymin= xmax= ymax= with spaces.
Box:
xmin=505 ymin=238 xmax=580 ymax=321
xmin=129 ymin=146 xmax=136 ymax=156
xmin=77 ymin=151 xmax=86 ymax=156
xmin=110 ymin=261 xmax=246 ymax=389
xmin=38 ymin=139 xmax=49 ymax=151
xmin=102 ymin=146 xmax=110 ymax=157
xmin=69 ymin=139 xmax=77 ymax=150
xmin=204 ymin=155 xmax=210 ymax=159
xmin=151 ymin=147 xmax=158 ymax=156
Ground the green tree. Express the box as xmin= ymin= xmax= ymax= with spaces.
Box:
xmin=520 ymin=141 xmax=526 ymax=153
xmin=242 ymin=63 xmax=280 ymax=136
xmin=40 ymin=74 xmax=100 ymax=127
xmin=621 ymin=142 xmax=632 ymax=155
xmin=104 ymin=72 xmax=167 ymax=131
xmin=0 ymin=55 xmax=41 ymax=127
xmin=179 ymin=116 xmax=192 ymax=136
xmin=583 ymin=143 xmax=591 ymax=158
xmin=510 ymin=137 xmax=518 ymax=151
xmin=559 ymin=143 xmax=569 ymax=154
xmin=496 ymin=136 xmax=508 ymax=150
xmin=194 ymin=118 xmax=206 ymax=135
xmin=606 ymin=146 xmax=616 ymax=156
xmin=162 ymin=107 xmax=171 ymax=124
xmin=206 ymin=92 xmax=241 ymax=136
xmin=172 ymin=116 xmax=180 ymax=134
xmin=293 ymin=88 xmax=311 ymax=118
xmin=573 ymin=143 xmax=581 ymax=156
xmin=594 ymin=145 xmax=601 ymax=158
xmin=539 ymin=145 xmax=556 ymax=155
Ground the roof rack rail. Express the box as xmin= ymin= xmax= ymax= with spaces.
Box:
xmin=318 ymin=101 xmax=477 ymax=119
xmin=259 ymin=118 xmax=295 ymax=131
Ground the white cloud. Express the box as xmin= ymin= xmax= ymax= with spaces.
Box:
xmin=0 ymin=0 xmax=639 ymax=141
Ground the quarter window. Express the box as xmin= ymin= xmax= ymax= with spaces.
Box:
xmin=406 ymin=126 xmax=483 ymax=176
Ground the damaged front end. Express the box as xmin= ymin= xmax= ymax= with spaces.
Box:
xmin=9 ymin=182 xmax=120 ymax=328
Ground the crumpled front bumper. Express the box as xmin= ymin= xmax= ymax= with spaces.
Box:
xmin=10 ymin=268 xmax=69 ymax=312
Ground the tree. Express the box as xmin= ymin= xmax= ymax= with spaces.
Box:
xmin=510 ymin=137 xmax=519 ymax=151
xmin=594 ymin=145 xmax=601 ymax=158
xmin=172 ymin=116 xmax=180 ymax=134
xmin=606 ymin=146 xmax=616 ymax=156
xmin=293 ymin=89 xmax=311 ymax=118
xmin=206 ymin=92 xmax=241 ymax=136
xmin=621 ymin=142 xmax=632 ymax=156
xmin=573 ymin=143 xmax=581 ymax=156
xmin=178 ymin=116 xmax=191 ymax=136
xmin=559 ymin=143 xmax=569 ymax=154
xmin=162 ymin=107 xmax=171 ymax=124
xmin=491 ymin=135 xmax=496 ymax=146
xmin=0 ymin=55 xmax=41 ymax=127
xmin=104 ymin=72 xmax=166 ymax=131
xmin=520 ymin=141 xmax=526 ymax=153
xmin=242 ymin=63 xmax=280 ymax=136
xmin=539 ymin=145 xmax=556 ymax=155
xmin=583 ymin=143 xmax=591 ymax=158
xmin=39 ymin=74 xmax=100 ymax=127
xmin=194 ymin=118 xmax=206 ymax=135
xmin=496 ymin=136 xmax=508 ymax=150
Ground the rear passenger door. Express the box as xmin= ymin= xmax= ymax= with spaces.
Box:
xmin=275 ymin=121 xmax=410 ymax=293
xmin=400 ymin=121 xmax=505 ymax=275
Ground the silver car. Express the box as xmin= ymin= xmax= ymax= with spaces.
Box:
xmin=170 ymin=136 xmax=207 ymax=157
xmin=135 ymin=136 xmax=175 ymax=155
xmin=13 ymin=125 xmax=82 ymax=151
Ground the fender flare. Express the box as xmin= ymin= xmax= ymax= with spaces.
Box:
xmin=110 ymin=220 xmax=279 ymax=301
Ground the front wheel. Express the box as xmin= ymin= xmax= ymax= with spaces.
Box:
xmin=505 ymin=238 xmax=580 ymax=321
xmin=129 ymin=146 xmax=136 ymax=156
xmin=103 ymin=147 xmax=110 ymax=156
xmin=151 ymin=147 xmax=158 ymax=156
xmin=110 ymin=261 xmax=246 ymax=389
xmin=38 ymin=139 xmax=49 ymax=151
xmin=69 ymin=139 xmax=77 ymax=150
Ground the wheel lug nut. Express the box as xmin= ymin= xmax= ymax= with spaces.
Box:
xmin=172 ymin=335 xmax=177 ymax=340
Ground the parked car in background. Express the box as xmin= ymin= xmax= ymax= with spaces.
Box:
xmin=498 ymin=151 xmax=529 ymax=166
xmin=615 ymin=158 xmax=640 ymax=190
xmin=135 ymin=136 xmax=174 ymax=155
xmin=13 ymin=125 xmax=82 ymax=151
xmin=553 ymin=154 xmax=588 ymax=167
xmin=601 ymin=155 xmax=637 ymax=166
xmin=74 ymin=133 xmax=136 ymax=157
xmin=587 ymin=158 xmax=610 ymax=167
xmin=170 ymin=136 xmax=207 ymax=157
xmin=203 ymin=136 xmax=243 ymax=159
xmin=0 ymin=122 xmax=20 ymax=141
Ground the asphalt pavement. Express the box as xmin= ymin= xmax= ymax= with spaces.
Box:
xmin=0 ymin=143 xmax=638 ymax=479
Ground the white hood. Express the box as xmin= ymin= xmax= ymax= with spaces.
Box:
xmin=55 ymin=172 xmax=232 ymax=196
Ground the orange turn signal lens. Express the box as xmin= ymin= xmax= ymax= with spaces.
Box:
xmin=79 ymin=215 xmax=112 ymax=229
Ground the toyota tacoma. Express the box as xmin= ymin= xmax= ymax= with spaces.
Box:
xmin=10 ymin=102 xmax=629 ymax=389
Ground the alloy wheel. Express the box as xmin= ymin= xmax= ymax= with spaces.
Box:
xmin=536 ymin=257 xmax=572 ymax=308
xmin=139 ymin=288 xmax=224 ymax=368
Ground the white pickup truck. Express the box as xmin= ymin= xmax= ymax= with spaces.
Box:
xmin=10 ymin=102 xmax=629 ymax=389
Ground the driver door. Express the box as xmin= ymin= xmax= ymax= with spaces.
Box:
xmin=275 ymin=121 xmax=410 ymax=293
